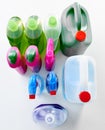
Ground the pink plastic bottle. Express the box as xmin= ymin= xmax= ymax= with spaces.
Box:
xmin=25 ymin=45 xmax=42 ymax=73
xmin=7 ymin=47 xmax=27 ymax=74
xmin=45 ymin=38 xmax=55 ymax=71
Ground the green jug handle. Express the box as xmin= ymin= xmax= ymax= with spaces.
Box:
xmin=74 ymin=2 xmax=81 ymax=30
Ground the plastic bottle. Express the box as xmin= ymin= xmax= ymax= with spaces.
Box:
xmin=45 ymin=38 xmax=55 ymax=71
xmin=7 ymin=47 xmax=27 ymax=74
xmin=25 ymin=15 xmax=46 ymax=54
xmin=60 ymin=2 xmax=92 ymax=56
xmin=46 ymin=71 xmax=58 ymax=95
xmin=25 ymin=45 xmax=42 ymax=73
xmin=33 ymin=104 xmax=68 ymax=127
xmin=6 ymin=16 xmax=29 ymax=55
xmin=44 ymin=16 xmax=61 ymax=53
xmin=63 ymin=55 xmax=96 ymax=103
xmin=28 ymin=74 xmax=44 ymax=99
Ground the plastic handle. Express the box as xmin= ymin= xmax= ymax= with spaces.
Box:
xmin=74 ymin=2 xmax=81 ymax=30
xmin=80 ymin=56 xmax=88 ymax=89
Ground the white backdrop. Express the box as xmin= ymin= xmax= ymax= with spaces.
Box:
xmin=0 ymin=0 xmax=105 ymax=130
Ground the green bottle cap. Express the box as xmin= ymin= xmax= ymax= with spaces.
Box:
xmin=25 ymin=16 xmax=42 ymax=39
xmin=7 ymin=17 xmax=24 ymax=39
xmin=8 ymin=50 xmax=17 ymax=64
xmin=48 ymin=16 xmax=57 ymax=27
xmin=8 ymin=20 xmax=18 ymax=32
xmin=27 ymin=18 xmax=38 ymax=30
xmin=26 ymin=49 xmax=36 ymax=62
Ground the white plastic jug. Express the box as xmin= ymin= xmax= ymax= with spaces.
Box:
xmin=63 ymin=55 xmax=96 ymax=103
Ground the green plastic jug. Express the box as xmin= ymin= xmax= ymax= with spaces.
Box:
xmin=60 ymin=2 xmax=92 ymax=56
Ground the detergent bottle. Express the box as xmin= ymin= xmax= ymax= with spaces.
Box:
xmin=60 ymin=2 xmax=92 ymax=56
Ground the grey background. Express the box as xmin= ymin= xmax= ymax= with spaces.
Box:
xmin=0 ymin=0 xmax=105 ymax=130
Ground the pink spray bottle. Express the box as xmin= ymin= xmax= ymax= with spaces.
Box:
xmin=45 ymin=38 xmax=55 ymax=71
xmin=25 ymin=45 xmax=42 ymax=73
xmin=7 ymin=47 xmax=27 ymax=74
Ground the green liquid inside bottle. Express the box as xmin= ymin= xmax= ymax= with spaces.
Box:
xmin=7 ymin=16 xmax=29 ymax=55
xmin=25 ymin=16 xmax=46 ymax=54
xmin=44 ymin=16 xmax=61 ymax=53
